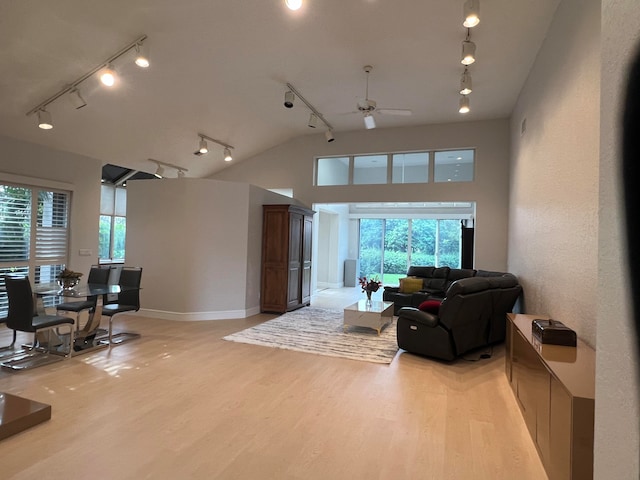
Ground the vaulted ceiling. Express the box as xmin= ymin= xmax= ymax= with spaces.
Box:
xmin=0 ymin=0 xmax=560 ymax=179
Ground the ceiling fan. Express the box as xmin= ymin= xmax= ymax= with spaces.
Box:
xmin=352 ymin=65 xmax=412 ymax=129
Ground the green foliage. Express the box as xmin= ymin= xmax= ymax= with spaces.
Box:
xmin=359 ymin=217 xmax=461 ymax=276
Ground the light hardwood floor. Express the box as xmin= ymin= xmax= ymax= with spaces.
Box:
xmin=0 ymin=288 xmax=547 ymax=479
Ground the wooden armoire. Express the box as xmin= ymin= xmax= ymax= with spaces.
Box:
xmin=260 ymin=204 xmax=314 ymax=313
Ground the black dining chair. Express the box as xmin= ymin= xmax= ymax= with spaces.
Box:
xmin=56 ymin=265 xmax=112 ymax=331
xmin=100 ymin=266 xmax=143 ymax=345
xmin=3 ymin=275 xmax=75 ymax=358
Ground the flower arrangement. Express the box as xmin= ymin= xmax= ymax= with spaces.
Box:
xmin=359 ymin=275 xmax=382 ymax=294
xmin=57 ymin=267 xmax=83 ymax=290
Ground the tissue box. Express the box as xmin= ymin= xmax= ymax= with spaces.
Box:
xmin=531 ymin=319 xmax=577 ymax=347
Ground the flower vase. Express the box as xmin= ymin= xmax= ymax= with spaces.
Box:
xmin=365 ymin=290 xmax=372 ymax=307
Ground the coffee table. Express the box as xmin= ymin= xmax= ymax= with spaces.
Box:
xmin=343 ymin=300 xmax=394 ymax=335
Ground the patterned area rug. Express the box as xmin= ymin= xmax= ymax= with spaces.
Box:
xmin=223 ymin=307 xmax=398 ymax=364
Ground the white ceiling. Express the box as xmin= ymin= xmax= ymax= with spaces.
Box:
xmin=0 ymin=0 xmax=560 ymax=178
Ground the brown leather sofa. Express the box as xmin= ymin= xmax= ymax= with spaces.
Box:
xmin=395 ymin=273 xmax=522 ymax=361
xmin=383 ymin=266 xmax=502 ymax=315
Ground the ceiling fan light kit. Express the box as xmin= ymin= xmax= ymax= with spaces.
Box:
xmin=351 ymin=65 xmax=412 ymax=130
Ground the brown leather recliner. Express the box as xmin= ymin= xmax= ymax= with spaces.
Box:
xmin=396 ymin=274 xmax=522 ymax=361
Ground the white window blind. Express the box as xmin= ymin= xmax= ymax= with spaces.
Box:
xmin=0 ymin=184 xmax=70 ymax=317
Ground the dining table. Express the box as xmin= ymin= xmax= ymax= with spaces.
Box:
xmin=32 ymin=282 xmax=138 ymax=354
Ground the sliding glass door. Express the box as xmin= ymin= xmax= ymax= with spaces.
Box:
xmin=359 ymin=218 xmax=461 ymax=283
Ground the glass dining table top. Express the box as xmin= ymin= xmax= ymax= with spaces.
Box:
xmin=33 ymin=283 xmax=127 ymax=297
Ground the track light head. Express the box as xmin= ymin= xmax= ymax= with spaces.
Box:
xmin=284 ymin=90 xmax=295 ymax=108
xmin=177 ymin=170 xmax=185 ymax=178
xmin=199 ymin=138 xmax=209 ymax=154
xmin=363 ymin=113 xmax=376 ymax=129
xmin=460 ymin=70 xmax=473 ymax=95
xmin=461 ymin=40 xmax=476 ymax=65
xmin=308 ymin=113 xmax=318 ymax=128
xmin=100 ymin=64 xmax=117 ymax=86
xmin=224 ymin=148 xmax=233 ymax=162
xmin=325 ymin=130 xmax=335 ymax=143
xmin=134 ymin=42 xmax=150 ymax=68
xmin=69 ymin=88 xmax=87 ymax=109
xmin=459 ymin=95 xmax=470 ymax=114
xmin=463 ymin=0 xmax=480 ymax=28
xmin=37 ymin=109 xmax=53 ymax=130
xmin=154 ymin=165 xmax=164 ymax=178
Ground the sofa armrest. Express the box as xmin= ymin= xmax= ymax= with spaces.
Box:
xmin=397 ymin=307 xmax=439 ymax=327
xmin=384 ymin=286 xmax=400 ymax=293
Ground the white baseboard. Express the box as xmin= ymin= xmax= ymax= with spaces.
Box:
xmin=138 ymin=306 xmax=261 ymax=321
xmin=317 ymin=281 xmax=344 ymax=289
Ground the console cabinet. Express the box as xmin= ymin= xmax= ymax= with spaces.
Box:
xmin=505 ymin=313 xmax=595 ymax=480
xmin=261 ymin=204 xmax=314 ymax=313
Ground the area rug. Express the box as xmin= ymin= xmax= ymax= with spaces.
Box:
xmin=223 ymin=307 xmax=398 ymax=364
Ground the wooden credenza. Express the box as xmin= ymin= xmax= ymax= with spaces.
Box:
xmin=505 ymin=313 xmax=595 ymax=480
xmin=260 ymin=204 xmax=314 ymax=313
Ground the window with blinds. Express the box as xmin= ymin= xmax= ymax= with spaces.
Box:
xmin=0 ymin=183 xmax=70 ymax=317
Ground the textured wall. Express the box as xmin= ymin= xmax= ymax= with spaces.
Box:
xmin=508 ymin=0 xmax=600 ymax=346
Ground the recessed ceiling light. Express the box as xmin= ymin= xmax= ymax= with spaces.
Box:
xmin=285 ymin=0 xmax=302 ymax=10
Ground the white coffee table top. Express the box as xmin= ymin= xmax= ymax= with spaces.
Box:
xmin=343 ymin=300 xmax=394 ymax=335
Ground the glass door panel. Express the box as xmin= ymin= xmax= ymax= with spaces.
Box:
xmin=411 ymin=219 xmax=437 ymax=266
xmin=359 ymin=219 xmax=383 ymax=280
xmin=383 ymin=219 xmax=408 ymax=284
xmin=437 ymin=219 xmax=462 ymax=267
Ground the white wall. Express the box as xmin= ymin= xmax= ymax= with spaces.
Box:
xmin=212 ymin=119 xmax=511 ymax=272
xmin=508 ymin=0 xmax=600 ymax=345
xmin=0 ymin=135 xmax=102 ymax=276
xmin=595 ymin=0 xmax=640 ymax=477
xmin=125 ymin=177 xmax=304 ymax=319
xmin=509 ymin=0 xmax=640 ymax=477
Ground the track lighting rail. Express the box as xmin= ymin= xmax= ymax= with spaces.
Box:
xmin=25 ymin=34 xmax=148 ymax=117
xmin=149 ymin=158 xmax=189 ymax=172
xmin=285 ymin=82 xmax=333 ymax=131
xmin=197 ymin=133 xmax=234 ymax=150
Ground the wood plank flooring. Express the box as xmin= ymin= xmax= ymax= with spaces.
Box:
xmin=0 ymin=288 xmax=547 ymax=479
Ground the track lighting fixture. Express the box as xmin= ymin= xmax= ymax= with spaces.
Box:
xmin=199 ymin=137 xmax=209 ymax=154
xmin=195 ymin=133 xmax=235 ymax=160
xmin=150 ymin=159 xmax=189 ymax=178
xmin=37 ymin=110 xmax=53 ymax=130
xmin=461 ymin=40 xmax=476 ymax=65
xmin=284 ymin=90 xmax=295 ymax=108
xmin=285 ymin=0 xmax=303 ymax=10
xmin=69 ymin=88 xmax=87 ymax=109
xmin=284 ymin=82 xmax=334 ymax=138
xmin=325 ymin=130 xmax=335 ymax=143
xmin=99 ymin=64 xmax=117 ymax=87
xmin=459 ymin=95 xmax=470 ymax=114
xmin=460 ymin=69 xmax=472 ymax=95
xmin=363 ymin=112 xmax=376 ymax=129
xmin=26 ymin=34 xmax=149 ymax=128
xmin=134 ymin=42 xmax=150 ymax=68
xmin=463 ymin=0 xmax=480 ymax=28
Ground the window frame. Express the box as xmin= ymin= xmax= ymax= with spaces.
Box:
xmin=315 ymin=148 xmax=474 ymax=186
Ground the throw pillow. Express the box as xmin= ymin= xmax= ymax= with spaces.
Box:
xmin=418 ymin=299 xmax=442 ymax=314
xmin=399 ymin=277 xmax=424 ymax=294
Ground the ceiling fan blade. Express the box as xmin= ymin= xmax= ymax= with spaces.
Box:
xmin=377 ymin=108 xmax=412 ymax=116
